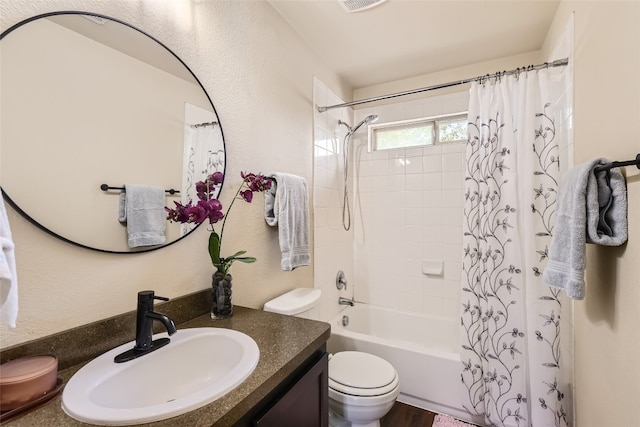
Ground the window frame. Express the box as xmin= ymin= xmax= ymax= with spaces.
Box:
xmin=368 ymin=111 xmax=468 ymax=152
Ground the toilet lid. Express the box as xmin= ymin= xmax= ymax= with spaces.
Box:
xmin=329 ymin=352 xmax=398 ymax=397
xmin=263 ymin=288 xmax=321 ymax=315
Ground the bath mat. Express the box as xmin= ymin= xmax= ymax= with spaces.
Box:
xmin=432 ymin=414 xmax=475 ymax=427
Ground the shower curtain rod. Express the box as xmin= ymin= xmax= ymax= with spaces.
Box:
xmin=317 ymin=57 xmax=569 ymax=113
xmin=190 ymin=121 xmax=218 ymax=129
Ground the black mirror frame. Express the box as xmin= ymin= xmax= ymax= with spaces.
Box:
xmin=0 ymin=11 xmax=226 ymax=254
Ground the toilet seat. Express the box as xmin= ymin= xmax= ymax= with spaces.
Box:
xmin=329 ymin=351 xmax=399 ymax=397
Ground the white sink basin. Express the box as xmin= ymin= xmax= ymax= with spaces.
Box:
xmin=62 ymin=328 xmax=260 ymax=425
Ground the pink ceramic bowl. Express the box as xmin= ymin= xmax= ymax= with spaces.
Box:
xmin=0 ymin=355 xmax=58 ymax=411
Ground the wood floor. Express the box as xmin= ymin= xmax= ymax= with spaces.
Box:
xmin=381 ymin=402 xmax=436 ymax=426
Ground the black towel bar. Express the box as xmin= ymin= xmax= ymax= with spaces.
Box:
xmin=593 ymin=153 xmax=640 ymax=174
xmin=100 ymin=184 xmax=180 ymax=195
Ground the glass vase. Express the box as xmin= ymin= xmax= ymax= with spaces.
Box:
xmin=211 ymin=271 xmax=233 ymax=319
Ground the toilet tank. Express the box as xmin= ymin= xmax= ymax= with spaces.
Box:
xmin=263 ymin=288 xmax=321 ymax=320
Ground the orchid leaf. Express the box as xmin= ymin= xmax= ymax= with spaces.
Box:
xmin=227 ymin=250 xmax=248 ymax=259
xmin=209 ymin=232 xmax=221 ymax=266
xmin=234 ymin=257 xmax=257 ymax=264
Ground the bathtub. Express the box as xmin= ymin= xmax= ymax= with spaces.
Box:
xmin=327 ymin=304 xmax=483 ymax=426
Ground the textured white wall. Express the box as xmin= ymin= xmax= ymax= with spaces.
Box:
xmin=0 ymin=0 xmax=348 ymax=347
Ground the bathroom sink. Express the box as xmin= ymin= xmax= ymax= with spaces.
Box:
xmin=62 ymin=327 xmax=260 ymax=425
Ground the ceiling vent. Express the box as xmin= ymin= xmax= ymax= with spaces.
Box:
xmin=338 ymin=0 xmax=387 ymax=13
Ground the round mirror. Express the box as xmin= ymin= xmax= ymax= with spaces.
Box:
xmin=0 ymin=12 xmax=225 ymax=253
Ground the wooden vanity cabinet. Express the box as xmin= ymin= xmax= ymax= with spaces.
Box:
xmin=235 ymin=346 xmax=329 ymax=427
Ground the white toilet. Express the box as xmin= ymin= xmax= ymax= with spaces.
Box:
xmin=263 ymin=289 xmax=400 ymax=427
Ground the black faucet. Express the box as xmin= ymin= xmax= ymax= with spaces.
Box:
xmin=114 ymin=290 xmax=177 ymax=363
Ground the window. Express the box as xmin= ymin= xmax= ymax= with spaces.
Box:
xmin=437 ymin=115 xmax=468 ymax=143
xmin=369 ymin=113 xmax=467 ymax=151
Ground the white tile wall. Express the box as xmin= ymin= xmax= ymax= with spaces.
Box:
xmin=313 ymin=78 xmax=355 ymax=321
xmin=351 ymin=91 xmax=469 ymax=324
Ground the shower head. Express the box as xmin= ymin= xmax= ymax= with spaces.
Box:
xmin=338 ymin=114 xmax=378 ymax=134
xmin=338 ymin=114 xmax=377 ymax=231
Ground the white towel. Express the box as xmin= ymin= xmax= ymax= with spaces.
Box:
xmin=543 ymin=158 xmax=628 ymax=299
xmin=0 ymin=191 xmax=18 ymax=328
xmin=264 ymin=173 xmax=310 ymax=271
xmin=118 ymin=185 xmax=167 ymax=248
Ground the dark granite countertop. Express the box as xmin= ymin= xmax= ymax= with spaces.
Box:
xmin=1 ymin=303 xmax=331 ymax=426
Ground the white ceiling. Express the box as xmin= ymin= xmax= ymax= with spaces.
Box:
xmin=267 ymin=0 xmax=561 ymax=89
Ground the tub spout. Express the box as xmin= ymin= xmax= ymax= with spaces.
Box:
xmin=339 ymin=297 xmax=354 ymax=306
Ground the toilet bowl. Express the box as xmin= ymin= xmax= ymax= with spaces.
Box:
xmin=327 ymin=351 xmax=399 ymax=427
xmin=263 ymin=289 xmax=400 ymax=427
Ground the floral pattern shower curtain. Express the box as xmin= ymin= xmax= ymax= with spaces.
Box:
xmin=461 ymin=69 xmax=572 ymax=427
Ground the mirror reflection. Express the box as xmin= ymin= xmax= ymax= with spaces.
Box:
xmin=0 ymin=13 xmax=225 ymax=253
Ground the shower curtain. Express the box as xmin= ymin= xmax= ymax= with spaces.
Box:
xmin=182 ymin=124 xmax=218 ymax=199
xmin=460 ymin=69 xmax=571 ymax=427
xmin=182 ymin=103 xmax=225 ymax=235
